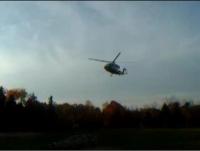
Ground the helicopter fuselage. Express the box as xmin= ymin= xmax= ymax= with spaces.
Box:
xmin=104 ymin=63 xmax=123 ymax=75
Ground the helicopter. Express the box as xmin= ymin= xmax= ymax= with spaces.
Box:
xmin=89 ymin=52 xmax=128 ymax=76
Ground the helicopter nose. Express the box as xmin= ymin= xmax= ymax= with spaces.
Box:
xmin=104 ymin=65 xmax=107 ymax=70
xmin=104 ymin=64 xmax=109 ymax=71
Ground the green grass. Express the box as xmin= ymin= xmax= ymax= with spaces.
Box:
xmin=96 ymin=128 xmax=200 ymax=149
xmin=0 ymin=129 xmax=200 ymax=149
xmin=0 ymin=132 xmax=74 ymax=149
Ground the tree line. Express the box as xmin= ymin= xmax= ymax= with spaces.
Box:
xmin=0 ymin=86 xmax=199 ymax=132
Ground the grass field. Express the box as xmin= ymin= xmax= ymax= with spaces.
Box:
xmin=96 ymin=128 xmax=200 ymax=149
xmin=1 ymin=129 xmax=200 ymax=149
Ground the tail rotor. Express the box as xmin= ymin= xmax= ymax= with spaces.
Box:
xmin=122 ymin=68 xmax=128 ymax=75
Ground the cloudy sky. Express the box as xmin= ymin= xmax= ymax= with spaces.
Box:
xmin=0 ymin=1 xmax=200 ymax=107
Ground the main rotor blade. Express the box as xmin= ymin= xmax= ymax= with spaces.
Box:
xmin=112 ymin=52 xmax=121 ymax=63
xmin=88 ymin=58 xmax=111 ymax=63
xmin=118 ymin=61 xmax=136 ymax=63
